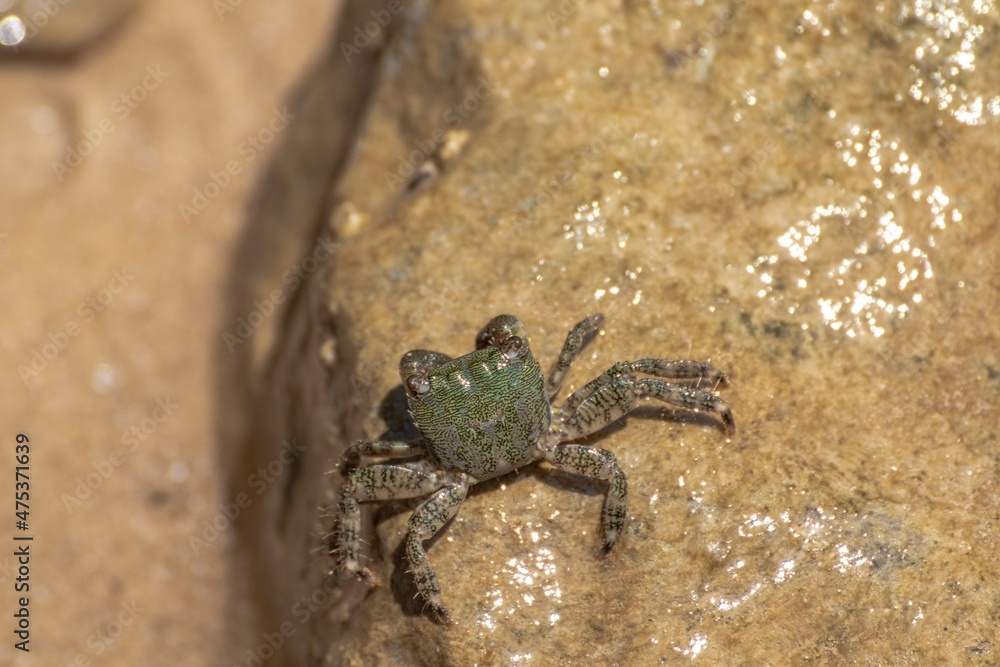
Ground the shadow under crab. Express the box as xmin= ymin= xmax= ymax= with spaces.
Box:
xmin=335 ymin=313 xmax=734 ymax=624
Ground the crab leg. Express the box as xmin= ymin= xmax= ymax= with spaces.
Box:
xmin=546 ymin=313 xmax=605 ymax=399
xmin=404 ymin=482 xmax=469 ymax=624
xmin=539 ymin=443 xmax=628 ymax=551
xmin=342 ymin=439 xmax=427 ymax=463
xmin=337 ymin=462 xmax=446 ymax=585
xmin=558 ymin=376 xmax=734 ymax=437
xmin=560 ymin=359 xmax=727 ymax=416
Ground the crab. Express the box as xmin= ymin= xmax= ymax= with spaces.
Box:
xmin=335 ymin=313 xmax=734 ymax=623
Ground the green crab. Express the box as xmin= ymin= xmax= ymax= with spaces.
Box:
xmin=336 ymin=313 xmax=734 ymax=623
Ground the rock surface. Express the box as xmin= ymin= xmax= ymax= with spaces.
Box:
xmin=319 ymin=0 xmax=1000 ymax=664
xmin=0 ymin=1 xmax=339 ymax=664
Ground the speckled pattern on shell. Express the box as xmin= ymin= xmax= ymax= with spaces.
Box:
xmin=410 ymin=345 xmax=550 ymax=477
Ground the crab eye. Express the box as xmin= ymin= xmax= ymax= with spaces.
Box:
xmin=501 ymin=336 xmax=524 ymax=360
xmin=405 ymin=374 xmax=431 ymax=398
xmin=476 ymin=314 xmax=526 ymax=350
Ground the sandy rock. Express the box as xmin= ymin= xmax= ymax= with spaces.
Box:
xmin=312 ymin=0 xmax=1000 ymax=664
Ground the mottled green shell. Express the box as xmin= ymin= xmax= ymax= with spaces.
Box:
xmin=408 ymin=345 xmax=550 ymax=478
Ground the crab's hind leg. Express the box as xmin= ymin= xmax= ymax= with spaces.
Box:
xmin=558 ymin=375 xmax=734 ymax=437
xmin=404 ymin=482 xmax=469 ymax=624
xmin=560 ymin=359 xmax=727 ymax=416
xmin=336 ymin=461 xmax=445 ymax=586
xmin=546 ymin=313 xmax=605 ymax=399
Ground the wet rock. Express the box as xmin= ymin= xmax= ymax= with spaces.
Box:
xmin=314 ymin=0 xmax=1000 ymax=664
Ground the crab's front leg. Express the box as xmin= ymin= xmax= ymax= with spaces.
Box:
xmin=537 ymin=441 xmax=628 ymax=551
xmin=404 ymin=480 xmax=469 ymax=624
xmin=336 ymin=461 xmax=446 ymax=586
xmin=546 ymin=313 xmax=605 ymax=399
